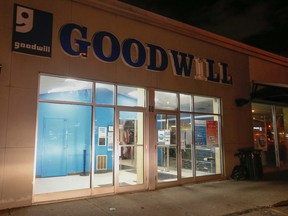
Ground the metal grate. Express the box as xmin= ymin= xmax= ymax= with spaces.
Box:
xmin=96 ymin=155 xmax=107 ymax=170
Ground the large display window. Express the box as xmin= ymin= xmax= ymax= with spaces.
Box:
xmin=252 ymin=103 xmax=288 ymax=169
xmin=195 ymin=115 xmax=221 ymax=176
xmin=35 ymin=103 xmax=92 ymax=193
xmin=155 ymin=91 xmax=222 ymax=183
xmin=34 ymin=74 xmax=222 ymax=196
xmin=34 ymin=75 xmax=147 ymax=195
xmin=184 ymin=96 xmax=221 ymax=177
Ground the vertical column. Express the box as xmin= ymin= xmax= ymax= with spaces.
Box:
xmin=272 ymin=106 xmax=280 ymax=167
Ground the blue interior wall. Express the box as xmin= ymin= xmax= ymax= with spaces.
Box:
xmin=118 ymin=94 xmax=138 ymax=107
xmin=94 ymin=107 xmax=114 ymax=172
xmin=96 ymin=87 xmax=138 ymax=107
xmin=37 ymin=87 xmax=137 ymax=177
xmin=96 ymin=88 xmax=114 ymax=105
xmin=40 ymin=89 xmax=92 ymax=103
xmin=36 ymin=102 xmax=92 ymax=177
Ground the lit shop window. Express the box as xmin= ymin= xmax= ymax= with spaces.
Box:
xmin=39 ymin=75 xmax=92 ymax=103
xmin=155 ymin=91 xmax=178 ymax=111
xmin=194 ymin=114 xmax=221 ymax=176
xmin=194 ymin=96 xmax=220 ymax=114
xmin=155 ymin=90 xmax=222 ymax=178
xmin=180 ymin=113 xmax=193 ymax=178
xmin=35 ymin=103 xmax=92 ymax=193
xmin=117 ymin=85 xmax=146 ymax=107
xmin=95 ymin=83 xmax=115 ymax=105
xmin=180 ymin=94 xmax=193 ymax=112
xmin=36 ymin=75 xmax=147 ymax=194
xmin=156 ymin=113 xmax=178 ymax=182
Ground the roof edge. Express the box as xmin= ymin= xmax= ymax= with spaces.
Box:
xmin=73 ymin=0 xmax=288 ymax=67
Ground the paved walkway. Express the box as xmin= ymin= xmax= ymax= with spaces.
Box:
xmin=1 ymin=172 xmax=288 ymax=216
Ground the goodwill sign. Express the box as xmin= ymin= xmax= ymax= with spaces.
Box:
xmin=60 ymin=23 xmax=232 ymax=84
xmin=12 ymin=4 xmax=53 ymax=57
xmin=12 ymin=4 xmax=232 ymax=84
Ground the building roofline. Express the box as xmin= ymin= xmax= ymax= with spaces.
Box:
xmin=73 ymin=0 xmax=288 ymax=67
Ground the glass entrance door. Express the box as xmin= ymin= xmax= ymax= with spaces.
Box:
xmin=275 ymin=106 xmax=288 ymax=168
xmin=156 ymin=114 xmax=178 ymax=183
xmin=252 ymin=103 xmax=277 ymax=167
xmin=252 ymin=103 xmax=288 ymax=169
xmin=117 ymin=111 xmax=144 ymax=188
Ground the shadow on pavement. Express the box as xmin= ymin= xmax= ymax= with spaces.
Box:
xmin=262 ymin=170 xmax=288 ymax=181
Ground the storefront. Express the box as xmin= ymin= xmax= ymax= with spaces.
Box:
xmin=0 ymin=0 xmax=287 ymax=210
xmin=250 ymin=62 xmax=288 ymax=170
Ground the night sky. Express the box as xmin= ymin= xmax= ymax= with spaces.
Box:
xmin=119 ymin=0 xmax=288 ymax=58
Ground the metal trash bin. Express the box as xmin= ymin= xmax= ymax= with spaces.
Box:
xmin=235 ymin=147 xmax=263 ymax=180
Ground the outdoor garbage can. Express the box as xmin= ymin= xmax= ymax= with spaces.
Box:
xmin=235 ymin=147 xmax=263 ymax=180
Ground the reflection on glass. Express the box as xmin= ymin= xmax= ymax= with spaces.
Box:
xmin=95 ymin=83 xmax=114 ymax=105
xmin=155 ymin=91 xmax=178 ymax=111
xmin=180 ymin=94 xmax=192 ymax=112
xmin=157 ymin=114 xmax=178 ymax=182
xmin=275 ymin=106 xmax=288 ymax=167
xmin=117 ymin=86 xmax=146 ymax=107
xmin=195 ymin=115 xmax=221 ymax=176
xmin=181 ymin=113 xmax=193 ymax=178
xmin=119 ymin=111 xmax=144 ymax=186
xmin=94 ymin=107 xmax=114 ymax=187
xmin=194 ymin=96 xmax=219 ymax=114
xmin=252 ymin=103 xmax=276 ymax=167
xmin=39 ymin=75 xmax=92 ymax=103
xmin=35 ymin=103 xmax=92 ymax=194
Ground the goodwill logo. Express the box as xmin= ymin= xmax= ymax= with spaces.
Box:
xmin=12 ymin=4 xmax=53 ymax=57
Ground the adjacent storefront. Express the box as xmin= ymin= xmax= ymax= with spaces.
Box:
xmin=0 ymin=0 xmax=287 ymax=210
xmin=250 ymin=64 xmax=288 ymax=170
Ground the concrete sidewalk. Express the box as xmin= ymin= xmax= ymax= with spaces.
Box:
xmin=1 ymin=174 xmax=288 ymax=216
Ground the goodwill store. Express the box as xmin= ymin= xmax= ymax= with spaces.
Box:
xmin=0 ymin=0 xmax=288 ymax=210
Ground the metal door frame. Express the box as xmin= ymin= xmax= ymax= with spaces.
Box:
xmin=114 ymin=107 xmax=147 ymax=193
xmin=154 ymin=111 xmax=181 ymax=188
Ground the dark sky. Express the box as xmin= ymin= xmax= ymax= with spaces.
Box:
xmin=119 ymin=0 xmax=288 ymax=58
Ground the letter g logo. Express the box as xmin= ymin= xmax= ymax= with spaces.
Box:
xmin=16 ymin=5 xmax=34 ymax=33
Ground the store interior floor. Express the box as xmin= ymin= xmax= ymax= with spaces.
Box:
xmin=34 ymin=168 xmax=212 ymax=194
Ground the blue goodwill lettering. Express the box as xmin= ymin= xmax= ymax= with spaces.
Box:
xmin=170 ymin=50 xmax=194 ymax=77
xmin=60 ymin=24 xmax=90 ymax=57
xmin=93 ymin=32 xmax=120 ymax=62
xmin=59 ymin=23 xmax=232 ymax=84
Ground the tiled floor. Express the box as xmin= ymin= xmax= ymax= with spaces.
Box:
xmin=34 ymin=168 xmax=212 ymax=194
